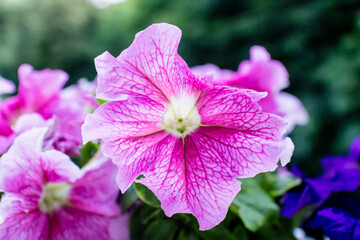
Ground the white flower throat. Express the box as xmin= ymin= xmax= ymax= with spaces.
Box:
xmin=38 ymin=182 xmax=71 ymax=213
xmin=163 ymin=94 xmax=201 ymax=137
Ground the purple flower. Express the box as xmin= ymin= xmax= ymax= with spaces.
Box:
xmin=305 ymin=194 xmax=360 ymax=240
xmin=192 ymin=46 xmax=309 ymax=132
xmin=82 ymin=23 xmax=294 ymax=230
xmin=0 ymin=65 xmax=96 ymax=155
xmin=0 ymin=128 xmax=129 ymax=240
xmin=282 ymin=135 xmax=360 ymax=218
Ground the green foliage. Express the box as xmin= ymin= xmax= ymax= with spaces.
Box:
xmin=177 ymin=230 xmax=199 ymax=240
xmin=121 ymin=185 xmax=138 ymax=213
xmin=254 ymin=223 xmax=296 ymax=240
xmin=78 ymin=141 xmax=99 ymax=167
xmin=230 ymin=178 xmax=279 ymax=232
xmin=133 ymin=182 xmax=161 ymax=208
xmin=195 ymin=224 xmax=238 ymax=240
xmin=229 ymin=172 xmax=300 ymax=232
xmin=129 ymin=204 xmax=161 ymax=240
xmin=256 ymin=171 xmax=302 ymax=198
xmin=143 ymin=220 xmax=179 ymax=240
xmin=129 ymin=205 xmax=243 ymax=240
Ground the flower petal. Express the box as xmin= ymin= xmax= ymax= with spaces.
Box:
xmin=237 ymin=46 xmax=289 ymax=92
xmin=82 ymin=96 xmax=165 ymax=144
xmin=350 ymin=135 xmax=360 ymax=157
xmin=70 ymin=154 xmax=120 ymax=217
xmin=108 ymin=214 xmax=130 ymax=240
xmin=194 ymin=127 xmax=290 ymax=178
xmin=0 ymin=128 xmax=80 ymax=195
xmin=0 ymin=193 xmax=39 ymax=225
xmin=0 ymin=134 xmax=15 ymax=155
xmin=39 ymin=79 xmax=98 ymax=155
xmin=276 ymin=92 xmax=309 ymax=132
xmin=0 ymin=75 xmax=15 ymax=95
xmin=191 ymin=64 xmax=234 ymax=84
xmin=138 ymin=133 xmax=241 ymax=230
xmin=0 ymin=194 xmax=49 ymax=240
xmin=17 ymin=64 xmax=68 ymax=111
xmin=50 ymin=207 xmax=118 ymax=240
xmin=12 ymin=113 xmax=52 ymax=133
xmin=191 ymin=46 xmax=308 ymax=133
xmin=40 ymin=149 xmax=81 ymax=183
xmin=249 ymin=45 xmax=271 ymax=61
xmin=197 ymin=86 xmax=288 ymax=141
xmin=307 ymin=207 xmax=360 ymax=240
xmin=136 ymin=136 xmax=191 ymax=216
xmin=95 ymin=23 xmax=205 ymax=103
xmin=110 ymin=131 xmax=172 ymax=192
xmin=0 ymin=110 xmax=15 ymax=154
xmin=0 ymin=128 xmax=47 ymax=195
xmin=0 ymin=111 xmax=54 ymax=155
xmin=136 ymin=126 xmax=290 ymax=230
xmin=0 ymin=102 xmax=14 ymax=137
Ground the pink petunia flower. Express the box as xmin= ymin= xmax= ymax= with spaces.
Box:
xmin=0 ymin=75 xmax=15 ymax=96
xmin=0 ymin=128 xmax=129 ymax=240
xmin=82 ymin=23 xmax=294 ymax=230
xmin=42 ymin=78 xmax=99 ymax=155
xmin=0 ymin=65 xmax=96 ymax=155
xmin=192 ymin=46 xmax=309 ymax=132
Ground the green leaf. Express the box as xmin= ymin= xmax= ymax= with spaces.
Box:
xmin=233 ymin=225 xmax=248 ymax=240
xmin=129 ymin=204 xmax=162 ymax=240
xmin=143 ymin=209 xmax=162 ymax=225
xmin=269 ymin=174 xmax=301 ymax=198
xmin=255 ymin=172 xmax=301 ymax=198
xmin=195 ymin=223 xmax=238 ymax=240
xmin=230 ymin=178 xmax=279 ymax=232
xmin=143 ymin=220 xmax=178 ymax=240
xmin=133 ymin=182 xmax=161 ymax=208
xmin=121 ymin=185 xmax=138 ymax=213
xmin=256 ymin=222 xmax=297 ymax=240
xmin=177 ymin=230 xmax=199 ymax=240
xmin=79 ymin=141 xmax=99 ymax=167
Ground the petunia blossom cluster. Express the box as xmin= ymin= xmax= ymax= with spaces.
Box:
xmin=0 ymin=65 xmax=129 ymax=239
xmin=0 ymin=22 xmax=313 ymax=237
xmin=0 ymin=64 xmax=96 ymax=155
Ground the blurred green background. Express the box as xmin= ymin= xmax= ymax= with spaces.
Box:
xmin=0 ymin=0 xmax=360 ymax=174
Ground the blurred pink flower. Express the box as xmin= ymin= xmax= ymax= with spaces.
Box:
xmin=0 ymin=75 xmax=15 ymax=96
xmin=0 ymin=128 xmax=129 ymax=240
xmin=0 ymin=65 xmax=97 ymax=155
xmin=42 ymin=78 xmax=99 ymax=155
xmin=192 ymin=46 xmax=309 ymax=132
xmin=82 ymin=23 xmax=293 ymax=230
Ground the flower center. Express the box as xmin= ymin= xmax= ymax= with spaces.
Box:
xmin=163 ymin=94 xmax=201 ymax=137
xmin=38 ymin=182 xmax=71 ymax=213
